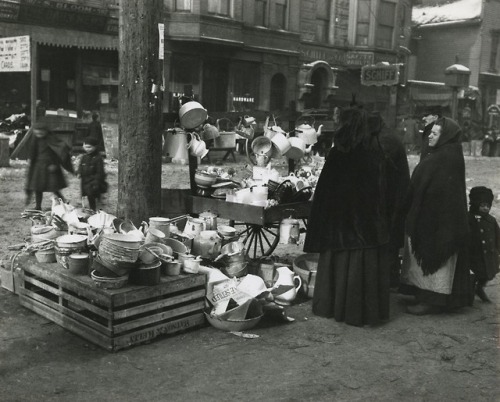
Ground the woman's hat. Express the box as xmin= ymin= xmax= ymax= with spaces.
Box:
xmin=469 ymin=186 xmax=494 ymax=206
xmin=32 ymin=122 xmax=50 ymax=131
xmin=422 ymin=106 xmax=442 ymax=117
xmin=84 ymin=137 xmax=98 ymax=146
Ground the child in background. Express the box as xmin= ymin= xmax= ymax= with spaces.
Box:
xmin=468 ymin=186 xmax=500 ymax=303
xmin=78 ymin=137 xmax=107 ymax=211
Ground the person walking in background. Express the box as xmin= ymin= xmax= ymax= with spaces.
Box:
xmin=419 ymin=106 xmax=442 ymax=161
xmin=25 ymin=122 xmax=74 ymax=211
xmin=401 ymin=117 xmax=474 ymax=315
xmin=369 ymin=111 xmax=411 ymax=289
xmin=469 ymin=120 xmax=484 ymax=157
xmin=303 ymin=106 xmax=391 ymax=327
xmin=468 ymin=186 xmax=500 ymax=303
xmin=77 ymin=137 xmax=107 ymax=211
xmin=402 ymin=116 xmax=419 ymax=155
xmin=87 ymin=112 xmax=105 ymax=155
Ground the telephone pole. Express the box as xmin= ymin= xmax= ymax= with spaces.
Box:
xmin=117 ymin=1 xmax=163 ymax=223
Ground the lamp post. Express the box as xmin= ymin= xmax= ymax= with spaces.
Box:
xmin=444 ymin=64 xmax=470 ymax=121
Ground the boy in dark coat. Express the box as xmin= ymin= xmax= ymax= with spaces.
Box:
xmin=78 ymin=137 xmax=107 ymax=211
xmin=468 ymin=186 xmax=500 ymax=302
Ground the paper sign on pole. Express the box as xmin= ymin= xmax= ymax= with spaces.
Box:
xmin=0 ymin=35 xmax=30 ymax=72
xmin=158 ymin=23 xmax=164 ymax=60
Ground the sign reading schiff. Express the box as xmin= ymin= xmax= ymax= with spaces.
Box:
xmin=361 ymin=63 xmax=399 ymax=86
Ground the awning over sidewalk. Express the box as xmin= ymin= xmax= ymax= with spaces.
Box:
xmin=407 ymin=80 xmax=452 ymax=107
xmin=0 ymin=22 xmax=117 ymax=50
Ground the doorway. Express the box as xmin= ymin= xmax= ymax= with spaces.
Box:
xmin=202 ymin=59 xmax=229 ymax=112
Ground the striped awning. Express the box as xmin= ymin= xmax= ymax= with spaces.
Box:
xmin=0 ymin=22 xmax=117 ymax=50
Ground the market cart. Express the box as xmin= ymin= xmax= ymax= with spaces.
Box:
xmin=189 ymin=196 xmax=311 ymax=260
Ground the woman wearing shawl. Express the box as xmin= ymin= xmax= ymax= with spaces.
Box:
xmin=25 ymin=122 xmax=74 ymax=210
xmin=303 ymin=107 xmax=391 ymax=327
xmin=401 ymin=117 xmax=474 ymax=314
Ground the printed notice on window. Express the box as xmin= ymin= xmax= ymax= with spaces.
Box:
xmin=0 ymin=35 xmax=30 ymax=72
xmin=158 ymin=23 xmax=164 ymax=60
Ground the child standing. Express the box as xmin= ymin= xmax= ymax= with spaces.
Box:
xmin=78 ymin=137 xmax=107 ymax=211
xmin=468 ymin=186 xmax=500 ymax=302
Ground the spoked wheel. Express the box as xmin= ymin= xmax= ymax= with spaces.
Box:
xmin=233 ymin=222 xmax=280 ymax=259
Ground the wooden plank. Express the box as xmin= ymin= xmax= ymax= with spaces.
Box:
xmin=111 ymin=274 xmax=206 ymax=307
xmin=19 ymin=289 xmax=112 ymax=336
xmin=263 ymin=201 xmax=312 ymax=223
xmin=23 ymin=275 xmax=61 ymax=297
xmin=112 ymin=313 xmax=206 ymax=351
xmin=62 ymin=291 xmax=111 ymax=320
xmin=113 ymin=301 xmax=204 ymax=334
xmin=190 ymin=196 xmax=265 ymax=225
xmin=113 ymin=288 xmax=205 ymax=320
xmin=20 ymin=257 xmax=111 ymax=306
xmin=19 ymin=295 xmax=113 ymax=351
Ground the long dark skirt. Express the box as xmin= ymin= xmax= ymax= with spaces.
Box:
xmin=312 ymin=246 xmax=390 ymax=327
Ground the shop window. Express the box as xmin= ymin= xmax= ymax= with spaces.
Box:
xmin=255 ymin=0 xmax=267 ymax=26
xmin=208 ymin=0 xmax=230 ymax=16
xmin=170 ymin=54 xmax=200 ymax=111
xmin=175 ymin=0 xmax=191 ymax=11
xmin=270 ymin=73 xmax=286 ymax=112
xmin=231 ymin=61 xmax=258 ymax=112
xmin=375 ymin=0 xmax=396 ymax=49
xmin=356 ymin=0 xmax=371 ymax=46
xmin=316 ymin=0 xmax=330 ymax=43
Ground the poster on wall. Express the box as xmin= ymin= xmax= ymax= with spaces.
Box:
xmin=0 ymin=35 xmax=30 ymax=72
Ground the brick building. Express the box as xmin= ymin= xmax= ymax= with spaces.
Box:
xmin=408 ymin=0 xmax=500 ymax=122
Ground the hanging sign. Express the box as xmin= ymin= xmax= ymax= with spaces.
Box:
xmin=158 ymin=23 xmax=164 ymax=60
xmin=361 ymin=63 xmax=399 ymax=86
xmin=0 ymin=35 xmax=30 ymax=72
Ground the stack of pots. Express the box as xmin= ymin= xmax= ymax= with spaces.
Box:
xmin=55 ymin=234 xmax=88 ymax=270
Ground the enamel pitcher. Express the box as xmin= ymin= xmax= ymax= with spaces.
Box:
xmin=273 ymin=266 xmax=302 ymax=305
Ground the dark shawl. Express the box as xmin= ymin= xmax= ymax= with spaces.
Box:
xmin=419 ymin=122 xmax=433 ymax=162
xmin=304 ymin=109 xmax=390 ymax=253
xmin=28 ymin=130 xmax=74 ymax=174
xmin=405 ymin=117 xmax=469 ymax=275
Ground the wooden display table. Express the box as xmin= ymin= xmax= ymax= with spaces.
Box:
xmin=17 ymin=255 xmax=206 ymax=352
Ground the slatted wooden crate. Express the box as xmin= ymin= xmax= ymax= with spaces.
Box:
xmin=17 ymin=255 xmax=206 ymax=352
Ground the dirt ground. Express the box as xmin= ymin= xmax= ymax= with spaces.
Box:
xmin=0 ymin=153 xmax=499 ymax=402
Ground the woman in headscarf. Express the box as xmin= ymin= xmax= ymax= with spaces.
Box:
xmin=401 ymin=117 xmax=475 ymax=314
xmin=303 ymin=106 xmax=392 ymax=327
xmin=25 ymin=122 xmax=74 ymax=210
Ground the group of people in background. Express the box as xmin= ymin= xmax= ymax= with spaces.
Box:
xmin=397 ymin=106 xmax=487 ymax=158
xmin=24 ymin=112 xmax=107 ymax=212
xmin=305 ymin=103 xmax=499 ymax=327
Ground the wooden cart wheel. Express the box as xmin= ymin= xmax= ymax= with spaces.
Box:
xmin=233 ymin=222 xmax=280 ymax=259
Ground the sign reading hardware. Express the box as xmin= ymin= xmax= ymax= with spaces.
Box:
xmin=361 ymin=63 xmax=399 ymax=86
xmin=0 ymin=35 xmax=30 ymax=72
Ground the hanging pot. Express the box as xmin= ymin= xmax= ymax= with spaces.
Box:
xmin=285 ymin=137 xmax=306 ymax=160
xmin=179 ymin=101 xmax=208 ymax=129
xmin=270 ymin=132 xmax=291 ymax=156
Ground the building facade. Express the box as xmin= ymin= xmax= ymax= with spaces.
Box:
xmin=0 ymin=0 xmax=414 ymax=127
xmin=409 ymin=0 xmax=500 ymax=122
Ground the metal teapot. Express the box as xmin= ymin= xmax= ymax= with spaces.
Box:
xmin=295 ymin=122 xmax=323 ymax=145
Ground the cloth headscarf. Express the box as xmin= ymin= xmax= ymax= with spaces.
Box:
xmin=405 ymin=117 xmax=469 ymax=275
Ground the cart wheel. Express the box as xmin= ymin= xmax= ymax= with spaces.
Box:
xmin=233 ymin=222 xmax=280 ymax=259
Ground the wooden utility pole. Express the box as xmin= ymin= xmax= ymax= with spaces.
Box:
xmin=118 ymin=1 xmax=163 ymax=224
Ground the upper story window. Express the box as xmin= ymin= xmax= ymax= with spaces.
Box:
xmin=356 ymin=0 xmax=371 ymax=46
xmin=316 ymin=0 xmax=330 ymax=43
xmin=376 ymin=0 xmax=396 ymax=48
xmin=208 ymin=0 xmax=230 ymax=16
xmin=490 ymin=31 xmax=500 ymax=72
xmin=254 ymin=0 xmax=288 ymax=30
xmin=274 ymin=0 xmax=288 ymax=30
xmin=255 ymin=0 xmax=267 ymax=26
xmin=175 ymin=0 xmax=191 ymax=11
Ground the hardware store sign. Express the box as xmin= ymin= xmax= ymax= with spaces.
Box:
xmin=0 ymin=35 xmax=30 ymax=72
xmin=361 ymin=63 xmax=399 ymax=86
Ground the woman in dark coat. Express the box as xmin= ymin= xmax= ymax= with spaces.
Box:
xmin=401 ymin=117 xmax=474 ymax=314
xmin=303 ymin=107 xmax=391 ymax=327
xmin=25 ymin=122 xmax=74 ymax=210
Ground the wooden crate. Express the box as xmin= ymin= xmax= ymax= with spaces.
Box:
xmin=17 ymin=255 xmax=206 ymax=352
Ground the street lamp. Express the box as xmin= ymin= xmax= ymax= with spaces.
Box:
xmin=444 ymin=64 xmax=470 ymax=120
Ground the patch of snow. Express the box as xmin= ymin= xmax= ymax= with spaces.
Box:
xmin=412 ymin=0 xmax=482 ymax=25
